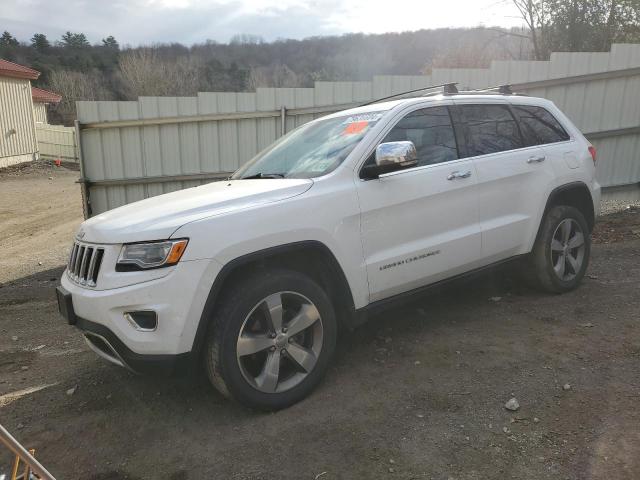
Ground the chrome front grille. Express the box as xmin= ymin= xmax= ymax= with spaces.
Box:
xmin=67 ymin=242 xmax=105 ymax=287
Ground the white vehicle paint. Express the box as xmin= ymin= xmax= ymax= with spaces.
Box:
xmin=57 ymin=92 xmax=601 ymax=406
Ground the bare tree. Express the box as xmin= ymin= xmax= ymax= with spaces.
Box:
xmin=511 ymin=0 xmax=549 ymax=60
xmin=119 ymin=48 xmax=205 ymax=98
xmin=230 ymin=34 xmax=264 ymax=45
xmin=48 ymin=69 xmax=113 ymax=123
xmin=424 ymin=28 xmax=533 ymax=70
xmin=247 ymin=66 xmax=271 ymax=90
xmin=247 ymin=64 xmax=300 ymax=89
xmin=118 ymin=48 xmax=172 ymax=97
xmin=169 ymin=56 xmax=205 ymax=95
xmin=511 ymin=0 xmax=640 ymax=58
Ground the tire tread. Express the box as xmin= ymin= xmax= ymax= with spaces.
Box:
xmin=527 ymin=205 xmax=591 ymax=293
xmin=203 ymin=269 xmax=336 ymax=410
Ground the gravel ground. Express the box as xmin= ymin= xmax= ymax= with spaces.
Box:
xmin=1 ymin=167 xmax=639 ymax=479
xmin=600 ymin=199 xmax=640 ymax=215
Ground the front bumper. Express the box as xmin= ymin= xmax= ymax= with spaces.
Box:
xmin=60 ymin=257 xmax=221 ymax=359
xmin=80 ymin=315 xmax=192 ymax=374
xmin=57 ymin=284 xmax=189 ymax=373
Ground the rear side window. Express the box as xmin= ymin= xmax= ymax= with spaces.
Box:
xmin=453 ymin=104 xmax=522 ymax=157
xmin=512 ymin=105 xmax=570 ymax=146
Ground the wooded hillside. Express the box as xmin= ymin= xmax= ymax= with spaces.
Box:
xmin=1 ymin=0 xmax=637 ymax=124
xmin=0 ymin=27 xmax=531 ymax=123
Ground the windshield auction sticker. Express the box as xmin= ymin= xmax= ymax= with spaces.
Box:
xmin=342 ymin=112 xmax=383 ymax=135
xmin=343 ymin=121 xmax=369 ymax=134
xmin=342 ymin=113 xmax=383 ymax=124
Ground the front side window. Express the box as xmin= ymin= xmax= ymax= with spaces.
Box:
xmin=363 ymin=106 xmax=458 ymax=170
xmin=512 ymin=105 xmax=570 ymax=146
xmin=233 ymin=112 xmax=383 ymax=179
xmin=454 ymin=104 xmax=522 ymax=157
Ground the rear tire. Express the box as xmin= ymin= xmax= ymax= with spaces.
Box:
xmin=527 ymin=205 xmax=591 ymax=293
xmin=204 ymin=269 xmax=337 ymax=410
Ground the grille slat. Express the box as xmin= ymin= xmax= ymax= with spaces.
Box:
xmin=69 ymin=244 xmax=78 ymax=273
xmin=74 ymin=246 xmax=85 ymax=278
xmin=68 ymin=244 xmax=77 ymax=271
xmin=80 ymin=247 xmax=93 ymax=284
xmin=90 ymin=249 xmax=104 ymax=285
xmin=67 ymin=242 xmax=105 ymax=287
xmin=87 ymin=249 xmax=98 ymax=285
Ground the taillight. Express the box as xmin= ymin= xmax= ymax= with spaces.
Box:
xmin=588 ymin=145 xmax=597 ymax=164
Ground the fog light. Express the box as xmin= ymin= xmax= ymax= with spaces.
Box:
xmin=124 ymin=311 xmax=157 ymax=331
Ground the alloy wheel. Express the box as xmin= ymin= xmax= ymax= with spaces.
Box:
xmin=550 ymin=218 xmax=586 ymax=281
xmin=236 ymin=291 xmax=323 ymax=393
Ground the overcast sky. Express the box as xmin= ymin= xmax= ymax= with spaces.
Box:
xmin=2 ymin=0 xmax=524 ymax=46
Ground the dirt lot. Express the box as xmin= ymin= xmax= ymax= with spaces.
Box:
xmin=0 ymin=162 xmax=82 ymax=284
xmin=1 ymin=165 xmax=639 ymax=479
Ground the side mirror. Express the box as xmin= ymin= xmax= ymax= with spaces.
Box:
xmin=360 ymin=142 xmax=418 ymax=180
xmin=375 ymin=141 xmax=418 ymax=170
xmin=360 ymin=141 xmax=418 ymax=180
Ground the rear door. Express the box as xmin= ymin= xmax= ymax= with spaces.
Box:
xmin=356 ymin=104 xmax=481 ymax=302
xmin=510 ymin=103 xmax=577 ymax=186
xmin=450 ymin=101 xmax=554 ymax=261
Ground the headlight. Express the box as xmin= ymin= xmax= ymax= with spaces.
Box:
xmin=116 ymin=239 xmax=188 ymax=271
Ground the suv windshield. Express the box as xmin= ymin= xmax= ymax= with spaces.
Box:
xmin=232 ymin=112 xmax=384 ymax=179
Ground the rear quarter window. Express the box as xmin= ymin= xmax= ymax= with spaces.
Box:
xmin=512 ymin=105 xmax=570 ymax=146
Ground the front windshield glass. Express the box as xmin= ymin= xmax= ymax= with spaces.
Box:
xmin=232 ymin=112 xmax=384 ymax=179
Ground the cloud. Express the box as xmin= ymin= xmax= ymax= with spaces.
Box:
xmin=0 ymin=0 xmax=522 ymax=45
xmin=0 ymin=0 xmax=346 ymax=44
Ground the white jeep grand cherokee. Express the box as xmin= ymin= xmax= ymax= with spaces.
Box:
xmin=57 ymin=91 xmax=601 ymax=410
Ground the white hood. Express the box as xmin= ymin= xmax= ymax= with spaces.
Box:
xmin=79 ymin=179 xmax=313 ymax=244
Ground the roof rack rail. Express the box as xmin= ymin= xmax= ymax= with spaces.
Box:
xmin=359 ymin=82 xmax=459 ymax=106
xmin=443 ymin=83 xmax=459 ymax=94
xmin=469 ymin=84 xmax=521 ymax=95
xmin=358 ymin=82 xmax=527 ymax=107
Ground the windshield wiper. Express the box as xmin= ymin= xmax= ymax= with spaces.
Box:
xmin=241 ymin=173 xmax=286 ymax=179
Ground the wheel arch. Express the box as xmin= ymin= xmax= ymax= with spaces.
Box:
xmin=542 ymin=181 xmax=596 ymax=232
xmin=190 ymin=241 xmax=356 ymax=357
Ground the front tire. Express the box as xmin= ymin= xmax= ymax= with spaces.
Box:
xmin=527 ymin=205 xmax=591 ymax=293
xmin=204 ymin=269 xmax=337 ymax=410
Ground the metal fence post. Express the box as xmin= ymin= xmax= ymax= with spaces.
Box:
xmin=74 ymin=120 xmax=91 ymax=219
xmin=280 ymin=105 xmax=287 ymax=137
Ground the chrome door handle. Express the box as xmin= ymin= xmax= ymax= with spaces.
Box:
xmin=447 ymin=170 xmax=472 ymax=180
xmin=527 ymin=155 xmax=546 ymax=163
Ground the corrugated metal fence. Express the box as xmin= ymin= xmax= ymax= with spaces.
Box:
xmin=76 ymin=43 xmax=640 ymax=217
xmin=35 ymin=124 xmax=78 ymax=162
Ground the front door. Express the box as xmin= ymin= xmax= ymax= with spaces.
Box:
xmin=356 ymin=105 xmax=482 ymax=302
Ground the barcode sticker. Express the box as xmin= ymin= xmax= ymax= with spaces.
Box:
xmin=342 ymin=113 xmax=383 ymax=124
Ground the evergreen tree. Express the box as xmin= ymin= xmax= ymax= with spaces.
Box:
xmin=0 ymin=31 xmax=19 ymax=47
xmin=60 ymin=31 xmax=90 ymax=48
xmin=31 ymin=33 xmax=50 ymax=51
xmin=102 ymin=36 xmax=119 ymax=50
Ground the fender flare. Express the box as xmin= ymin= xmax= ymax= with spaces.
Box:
xmin=545 ymin=181 xmax=595 ymax=225
xmin=190 ymin=240 xmax=356 ymax=356
xmin=534 ymin=181 xmax=595 ymax=247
